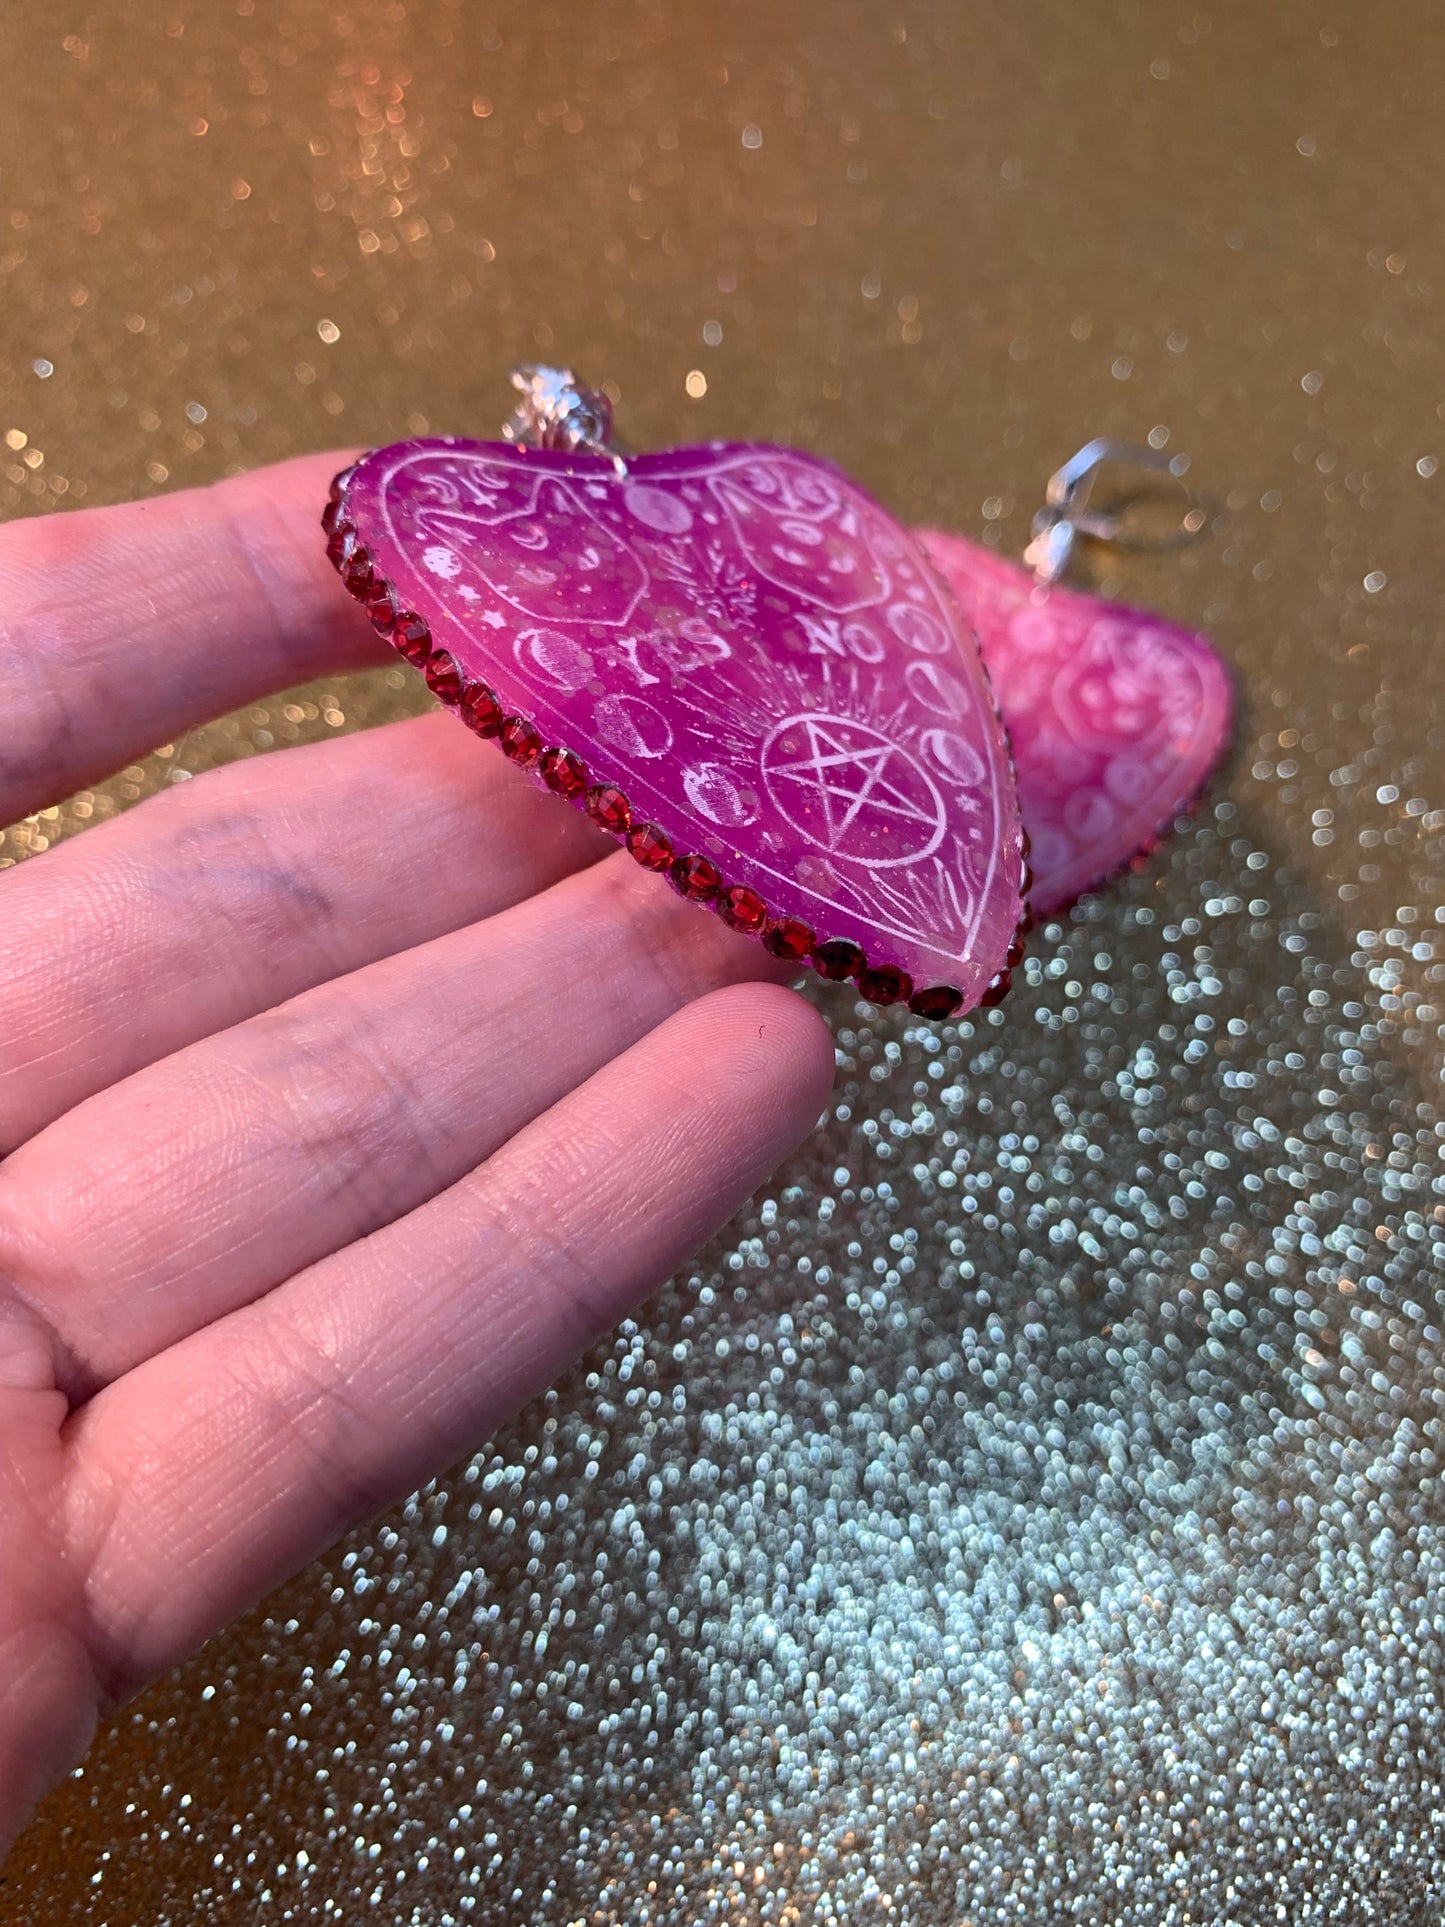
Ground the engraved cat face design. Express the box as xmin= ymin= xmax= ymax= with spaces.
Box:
xmin=328 ymin=440 xmax=1028 ymax=1017
xmin=406 ymin=466 xmax=648 ymax=626
xmin=709 ymin=455 xmax=888 ymax=616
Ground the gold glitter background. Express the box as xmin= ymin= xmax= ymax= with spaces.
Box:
xmin=4 ymin=1 xmax=1444 ymax=1920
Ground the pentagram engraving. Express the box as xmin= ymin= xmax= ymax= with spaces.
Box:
xmin=761 ymin=713 xmax=945 ymax=869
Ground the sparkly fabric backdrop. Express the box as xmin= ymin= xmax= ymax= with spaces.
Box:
xmin=4 ymin=3 xmax=1444 ymax=1920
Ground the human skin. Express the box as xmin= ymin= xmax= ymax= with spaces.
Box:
xmin=0 ymin=451 xmax=836 ymax=1856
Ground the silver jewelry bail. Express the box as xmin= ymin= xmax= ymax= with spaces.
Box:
xmin=1023 ymin=437 xmax=1206 ymax=585
xmin=504 ymin=364 xmax=628 ymax=467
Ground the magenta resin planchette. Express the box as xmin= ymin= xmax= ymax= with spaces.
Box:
xmin=918 ymin=529 xmax=1233 ymax=915
xmin=326 ymin=437 xmax=1028 ymax=1019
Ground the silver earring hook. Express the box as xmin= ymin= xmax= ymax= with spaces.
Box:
xmin=503 ymin=364 xmax=630 ymax=473
xmin=1023 ymin=437 xmax=1208 ymax=585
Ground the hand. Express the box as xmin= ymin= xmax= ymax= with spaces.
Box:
xmin=0 ymin=454 xmax=833 ymax=1854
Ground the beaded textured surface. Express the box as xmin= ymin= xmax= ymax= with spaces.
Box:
xmin=4 ymin=0 xmax=1443 ymax=1919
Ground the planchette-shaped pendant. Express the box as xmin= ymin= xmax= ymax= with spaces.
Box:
xmin=918 ymin=530 xmax=1232 ymax=915
xmin=326 ymin=435 xmax=1028 ymax=1020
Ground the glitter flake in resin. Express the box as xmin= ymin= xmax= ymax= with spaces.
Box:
xmin=334 ymin=440 xmax=1026 ymax=1016
xmin=919 ymin=529 xmax=1232 ymax=914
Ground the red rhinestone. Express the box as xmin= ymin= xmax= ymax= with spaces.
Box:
xmin=670 ymin=853 xmax=720 ymax=902
xmin=391 ymin=611 xmax=431 ymax=666
xmin=585 ymin=785 xmax=631 ymax=835
xmin=858 ymin=963 xmax=913 ymax=1006
xmin=540 ymin=747 xmax=588 ymax=798
xmin=763 ymin=917 xmax=814 ymax=963
xmin=342 ymin=545 xmax=374 ymax=598
xmin=328 ymin=463 xmax=357 ymax=504
xmin=461 ymin=682 xmax=504 ymax=737
xmin=321 ymin=498 xmax=346 ymax=536
xmin=327 ymin=524 xmax=356 ymax=569
xmin=423 ymin=649 xmax=462 ymax=702
xmin=626 ymin=822 xmax=673 ymax=872
xmin=813 ymin=937 xmax=864 ymax=982
xmin=716 ymin=885 xmax=767 ymax=934
xmin=365 ymin=578 xmax=399 ymax=631
xmin=1020 ymin=860 xmax=1035 ymax=898
xmin=500 ymin=716 xmax=543 ymax=768
xmin=980 ymin=968 xmax=1012 ymax=1007
xmin=1007 ymin=927 xmax=1029 ymax=967
xmin=909 ymin=984 xmax=964 ymax=1021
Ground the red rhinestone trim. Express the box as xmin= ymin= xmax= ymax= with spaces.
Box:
xmin=716 ymin=885 xmax=768 ymax=934
xmin=325 ymin=460 xmax=1030 ymax=1017
xmin=342 ymin=546 xmax=374 ymax=598
xmin=670 ymin=853 xmax=720 ymax=902
xmin=979 ymin=969 xmax=1012 ymax=1007
xmin=500 ymin=716 xmax=543 ymax=768
xmin=365 ymin=578 xmax=399 ymax=632
xmin=813 ymin=937 xmax=864 ymax=982
xmin=585 ymin=785 xmax=631 ymax=835
xmin=423 ymin=649 xmax=462 ymax=703
xmin=859 ymin=963 xmax=913 ymax=1006
xmin=461 ymin=681 xmax=504 ymax=737
xmin=763 ymin=918 xmax=814 ymax=963
xmin=540 ymin=746 xmax=588 ymax=798
xmin=626 ymin=823 xmax=673 ymax=872
xmin=909 ymin=984 xmax=963 ymax=1021
xmin=391 ymin=612 xmax=432 ymax=667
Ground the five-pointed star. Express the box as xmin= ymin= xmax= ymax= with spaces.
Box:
xmin=768 ymin=720 xmax=937 ymax=850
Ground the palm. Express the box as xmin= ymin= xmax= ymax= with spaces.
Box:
xmin=0 ymin=453 xmax=832 ymax=1854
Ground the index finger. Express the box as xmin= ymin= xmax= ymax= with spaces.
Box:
xmin=0 ymin=451 xmax=384 ymax=827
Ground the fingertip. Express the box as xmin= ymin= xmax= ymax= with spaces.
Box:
xmin=219 ymin=446 xmax=364 ymax=512
xmin=677 ymin=979 xmax=837 ymax=1148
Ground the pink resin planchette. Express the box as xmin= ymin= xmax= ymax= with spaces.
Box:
xmin=918 ymin=530 xmax=1233 ymax=915
xmin=326 ymin=439 xmax=1028 ymax=1019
